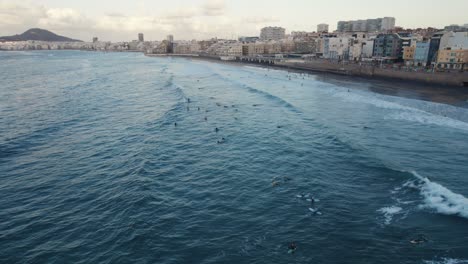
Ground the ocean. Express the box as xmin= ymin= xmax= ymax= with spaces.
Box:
xmin=1 ymin=51 xmax=468 ymax=264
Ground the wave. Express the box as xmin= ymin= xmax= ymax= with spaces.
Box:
xmin=405 ymin=171 xmax=468 ymax=219
xmin=424 ymin=258 xmax=468 ymax=264
xmin=331 ymin=89 xmax=468 ymax=132
xmin=208 ymin=68 xmax=302 ymax=114
xmin=386 ymin=112 xmax=468 ymax=132
xmin=331 ymin=90 xmax=417 ymax=112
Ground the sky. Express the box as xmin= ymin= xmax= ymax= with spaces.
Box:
xmin=1 ymin=0 xmax=467 ymax=42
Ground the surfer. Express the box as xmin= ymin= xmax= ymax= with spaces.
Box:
xmin=215 ymin=127 xmax=219 ymax=133
xmin=310 ymin=197 xmax=316 ymax=206
xmin=204 ymin=117 xmax=208 ymax=121
xmin=410 ymin=235 xmax=428 ymax=244
xmin=288 ymin=242 xmax=297 ymax=254
xmin=174 ymin=122 xmax=177 ymax=127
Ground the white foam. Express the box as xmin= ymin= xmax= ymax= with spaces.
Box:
xmin=424 ymin=258 xmax=468 ymax=264
xmin=410 ymin=171 xmax=468 ymax=219
xmin=387 ymin=112 xmax=468 ymax=131
xmin=378 ymin=206 xmax=403 ymax=225
xmin=332 ymin=91 xmax=417 ymax=112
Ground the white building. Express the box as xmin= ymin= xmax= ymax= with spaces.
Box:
xmin=381 ymin=17 xmax=396 ymax=31
xmin=440 ymin=31 xmax=468 ymax=50
xmin=324 ymin=37 xmax=351 ymax=60
xmin=361 ymin=40 xmax=375 ymax=58
xmin=317 ymin=24 xmax=329 ymax=33
xmin=260 ymin=27 xmax=286 ymax=41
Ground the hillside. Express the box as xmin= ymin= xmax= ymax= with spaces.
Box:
xmin=0 ymin=28 xmax=82 ymax=42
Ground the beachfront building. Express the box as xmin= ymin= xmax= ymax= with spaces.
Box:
xmin=413 ymin=42 xmax=430 ymax=66
xmin=440 ymin=31 xmax=468 ymax=50
xmin=317 ymin=24 xmax=329 ymax=33
xmin=361 ymin=39 xmax=375 ymax=59
xmin=337 ymin=17 xmax=395 ymax=32
xmin=260 ymin=27 xmax=286 ymax=41
xmin=242 ymin=43 xmax=265 ymax=56
xmin=227 ymin=44 xmax=243 ymax=57
xmin=373 ymin=33 xmax=404 ymax=61
xmin=294 ymin=40 xmax=317 ymax=54
xmin=324 ymin=37 xmax=351 ymax=60
xmin=428 ymin=32 xmax=444 ymax=65
xmin=403 ymin=46 xmax=416 ymax=65
xmin=412 ymin=42 xmax=430 ymax=66
xmin=436 ymin=49 xmax=468 ymax=70
xmin=263 ymin=42 xmax=282 ymax=54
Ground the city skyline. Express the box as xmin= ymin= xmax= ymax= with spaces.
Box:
xmin=1 ymin=0 xmax=468 ymax=42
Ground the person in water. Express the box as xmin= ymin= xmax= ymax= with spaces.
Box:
xmin=174 ymin=122 xmax=177 ymax=127
xmin=288 ymin=242 xmax=297 ymax=253
xmin=215 ymin=127 xmax=219 ymax=133
xmin=410 ymin=235 xmax=428 ymax=244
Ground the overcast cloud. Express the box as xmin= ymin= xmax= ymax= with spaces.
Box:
xmin=0 ymin=0 xmax=467 ymax=42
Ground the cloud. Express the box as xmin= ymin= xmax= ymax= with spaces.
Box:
xmin=201 ymin=0 xmax=226 ymax=16
xmin=163 ymin=7 xmax=198 ymax=20
xmin=0 ymin=2 xmax=45 ymax=27
xmin=38 ymin=8 xmax=91 ymax=30
xmin=0 ymin=0 xmax=263 ymax=41
xmin=244 ymin=16 xmax=281 ymax=24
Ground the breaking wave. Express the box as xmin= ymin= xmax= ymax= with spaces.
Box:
xmin=424 ymin=258 xmax=468 ymax=264
xmin=405 ymin=171 xmax=468 ymax=219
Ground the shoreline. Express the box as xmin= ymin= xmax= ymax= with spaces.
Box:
xmin=146 ymin=54 xmax=468 ymax=108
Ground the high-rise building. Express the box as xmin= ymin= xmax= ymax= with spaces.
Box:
xmin=317 ymin=24 xmax=329 ymax=33
xmin=167 ymin=35 xmax=174 ymax=43
xmin=260 ymin=27 xmax=286 ymax=41
xmin=92 ymin=37 xmax=98 ymax=43
xmin=381 ymin=17 xmax=396 ymax=31
xmin=337 ymin=17 xmax=396 ymax=32
xmin=138 ymin=33 xmax=144 ymax=42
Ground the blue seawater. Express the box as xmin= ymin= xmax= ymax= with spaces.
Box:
xmin=1 ymin=51 xmax=468 ymax=264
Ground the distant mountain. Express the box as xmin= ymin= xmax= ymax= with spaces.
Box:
xmin=0 ymin=28 xmax=82 ymax=42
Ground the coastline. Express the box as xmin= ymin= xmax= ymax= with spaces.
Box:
xmin=145 ymin=53 xmax=468 ymax=108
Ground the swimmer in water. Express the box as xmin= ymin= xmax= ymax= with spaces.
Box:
xmin=187 ymin=98 xmax=191 ymax=103
xmin=215 ymin=127 xmax=219 ymax=133
xmin=174 ymin=122 xmax=177 ymax=127
xmin=204 ymin=117 xmax=208 ymax=121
